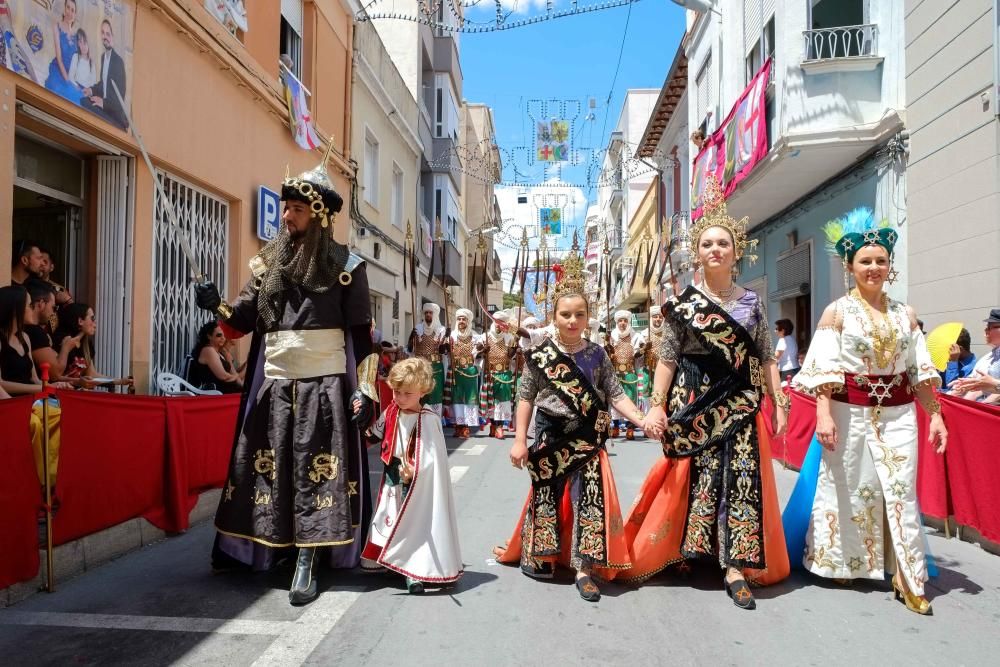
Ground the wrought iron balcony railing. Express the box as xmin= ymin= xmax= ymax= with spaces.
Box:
xmin=803 ymin=24 xmax=878 ymax=62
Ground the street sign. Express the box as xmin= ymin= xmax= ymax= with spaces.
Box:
xmin=257 ymin=186 xmax=281 ymax=242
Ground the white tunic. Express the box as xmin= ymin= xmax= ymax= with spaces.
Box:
xmin=793 ymin=295 xmax=939 ymax=594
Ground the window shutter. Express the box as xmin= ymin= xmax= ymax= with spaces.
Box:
xmin=281 ymin=0 xmax=303 ymax=35
xmin=743 ymin=0 xmax=762 ymax=54
xmin=770 ymin=244 xmax=811 ymax=301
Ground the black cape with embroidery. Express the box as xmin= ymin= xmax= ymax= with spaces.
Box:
xmin=212 ymin=253 xmax=374 ymax=569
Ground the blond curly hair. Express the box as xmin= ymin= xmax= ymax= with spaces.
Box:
xmin=387 ymin=357 xmax=435 ymax=396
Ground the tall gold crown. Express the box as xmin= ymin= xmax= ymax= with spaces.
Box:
xmin=549 ymin=232 xmax=587 ymax=305
xmin=686 ymin=174 xmax=758 ymax=264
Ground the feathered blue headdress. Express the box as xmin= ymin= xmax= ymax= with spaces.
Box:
xmin=822 ymin=207 xmax=897 ymax=262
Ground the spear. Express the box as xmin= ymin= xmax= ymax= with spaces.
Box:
xmin=436 ymin=218 xmax=451 ymax=338
xmin=512 ymin=228 xmax=529 ymax=388
xmin=604 ymin=233 xmax=613 ymax=346
xmin=405 ymin=221 xmax=418 ymax=348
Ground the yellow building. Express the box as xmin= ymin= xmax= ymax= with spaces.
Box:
xmin=1 ymin=1 xmax=358 ymax=392
xmin=615 ymin=179 xmax=659 ymax=312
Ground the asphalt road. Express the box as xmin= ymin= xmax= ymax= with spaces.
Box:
xmin=1 ymin=434 xmax=999 ymax=666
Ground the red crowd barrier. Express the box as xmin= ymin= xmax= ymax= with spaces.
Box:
xmin=1 ymin=392 xmax=240 ymax=590
xmin=764 ymin=390 xmax=1000 ymax=543
xmin=0 ymin=397 xmax=41 ymax=589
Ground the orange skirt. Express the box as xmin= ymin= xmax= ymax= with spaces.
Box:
xmin=495 ymin=450 xmax=631 ymax=579
xmin=614 ymin=413 xmax=789 ymax=585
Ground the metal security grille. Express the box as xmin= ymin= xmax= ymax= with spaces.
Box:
xmin=770 ymin=243 xmax=811 ymax=301
xmin=95 ymin=156 xmax=134 ymax=380
xmin=150 ymin=171 xmax=228 ymax=391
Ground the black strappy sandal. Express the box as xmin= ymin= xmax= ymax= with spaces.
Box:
xmin=725 ymin=577 xmax=756 ymax=610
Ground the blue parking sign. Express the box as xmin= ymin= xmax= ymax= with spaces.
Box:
xmin=257 ymin=186 xmax=281 ymax=242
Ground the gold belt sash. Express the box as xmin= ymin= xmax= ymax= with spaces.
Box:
xmin=264 ymin=329 xmax=346 ymax=379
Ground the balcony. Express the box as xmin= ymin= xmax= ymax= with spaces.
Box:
xmin=719 ymin=21 xmax=899 ymax=229
xmin=802 ymin=24 xmax=882 ymax=75
xmin=429 ymin=136 xmax=463 ymax=193
xmin=432 ymin=35 xmax=462 ymax=97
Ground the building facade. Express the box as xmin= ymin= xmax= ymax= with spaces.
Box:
xmin=351 ymin=18 xmax=420 ymax=345
xmin=904 ymin=0 xmax=1000 ymax=357
xmin=2 ymin=0 xmax=358 ymax=392
xmin=683 ymin=0 xmax=908 ymax=354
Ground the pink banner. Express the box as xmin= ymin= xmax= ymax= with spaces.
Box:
xmin=692 ymin=58 xmax=772 ymax=218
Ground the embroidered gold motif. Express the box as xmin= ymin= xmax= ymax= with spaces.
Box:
xmin=595 ymin=410 xmax=611 ymax=434
xmin=650 ymin=519 xmax=672 ymax=545
xmin=224 ymin=481 xmax=235 ymax=502
xmin=253 ymin=488 xmax=272 ymax=505
xmin=348 ymin=481 xmax=359 ymax=496
xmin=314 ymin=493 xmax=334 ymax=509
xmin=254 ymin=449 xmax=276 ymax=480
xmin=847 ymin=556 xmax=864 ymax=572
xmin=876 ymin=444 xmax=907 ymax=478
xmin=309 ymin=453 xmax=339 ymax=484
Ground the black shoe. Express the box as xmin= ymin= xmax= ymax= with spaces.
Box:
xmin=575 ymin=575 xmax=601 ymax=602
xmin=288 ymin=547 xmax=318 ymax=606
xmin=725 ymin=577 xmax=756 ymax=610
xmin=520 ymin=560 xmax=554 ymax=580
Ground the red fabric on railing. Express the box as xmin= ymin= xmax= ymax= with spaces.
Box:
xmin=52 ymin=392 xmax=168 ymax=546
xmin=0 ymin=397 xmax=41 ymax=589
xmin=914 ymin=405 xmax=949 ymax=520
xmin=935 ymin=395 xmax=1000 ymax=541
xmin=145 ymin=394 xmax=240 ymax=532
xmin=762 ymin=390 xmax=816 ymax=469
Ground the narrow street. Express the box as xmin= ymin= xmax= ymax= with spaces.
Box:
xmin=1 ymin=435 xmax=998 ymax=666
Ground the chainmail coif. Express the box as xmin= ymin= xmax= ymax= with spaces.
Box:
xmin=255 ymin=220 xmax=349 ymax=329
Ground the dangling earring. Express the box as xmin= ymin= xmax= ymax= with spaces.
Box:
xmin=842 ymin=260 xmax=851 ymax=292
xmin=886 ymin=264 xmax=899 ymax=285
xmin=731 ymin=263 xmax=740 ymax=281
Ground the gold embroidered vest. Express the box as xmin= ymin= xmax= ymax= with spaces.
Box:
xmin=414 ymin=330 xmax=442 ymax=362
xmin=487 ymin=334 xmax=511 ymax=372
xmin=645 ymin=328 xmax=664 ymax=370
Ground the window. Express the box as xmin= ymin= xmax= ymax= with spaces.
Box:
xmin=434 ymin=75 xmax=460 ymax=139
xmin=151 ymin=171 xmax=228 ymax=392
xmin=280 ymin=1 xmax=303 ymax=79
xmin=391 ymin=164 xmax=404 ymax=228
xmin=744 ymin=1 xmax=775 ymax=84
xmin=695 ymin=56 xmax=713 ymax=127
xmin=364 ymin=131 xmax=379 ymax=207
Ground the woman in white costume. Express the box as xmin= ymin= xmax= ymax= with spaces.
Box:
xmin=788 ymin=208 xmax=947 ymax=615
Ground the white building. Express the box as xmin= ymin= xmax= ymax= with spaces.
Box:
xmin=683 ymin=0 xmax=907 ymax=350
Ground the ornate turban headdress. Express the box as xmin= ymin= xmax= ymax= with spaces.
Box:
xmin=548 ymin=234 xmax=587 ymax=308
xmin=281 ymin=144 xmax=344 ymax=229
xmin=686 ymin=174 xmax=758 ymax=265
xmin=822 ymin=206 xmax=897 ymax=263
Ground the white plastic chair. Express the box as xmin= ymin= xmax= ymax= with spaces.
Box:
xmin=156 ymin=372 xmax=223 ymax=396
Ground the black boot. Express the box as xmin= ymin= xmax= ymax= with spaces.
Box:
xmin=288 ymin=547 xmax=318 ymax=606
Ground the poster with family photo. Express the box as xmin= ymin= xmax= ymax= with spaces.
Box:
xmin=0 ymin=0 xmax=134 ymax=131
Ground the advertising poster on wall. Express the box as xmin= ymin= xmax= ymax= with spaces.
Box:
xmin=1 ymin=0 xmax=135 ymax=131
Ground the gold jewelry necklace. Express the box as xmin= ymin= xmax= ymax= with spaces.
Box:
xmin=555 ymin=330 xmax=586 ymax=353
xmin=851 ymin=288 xmax=898 ymax=368
xmin=703 ymin=281 xmax=736 ymax=300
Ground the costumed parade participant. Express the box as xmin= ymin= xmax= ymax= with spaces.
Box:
xmin=609 ymin=310 xmax=641 ymax=439
xmin=494 ymin=248 xmax=640 ymax=602
xmin=194 ymin=149 xmax=378 ymax=606
xmin=409 ymin=302 xmax=448 ymax=417
xmin=630 ymin=175 xmax=790 ymax=609
xmin=480 ymin=310 xmax=516 ymax=439
xmin=637 ymin=305 xmax=665 ymax=414
xmin=447 ymin=308 xmax=482 ymax=438
xmin=587 ymin=317 xmax=603 ymax=344
xmin=783 ymin=207 xmax=947 ymax=615
xmin=360 ymin=358 xmax=463 ymax=593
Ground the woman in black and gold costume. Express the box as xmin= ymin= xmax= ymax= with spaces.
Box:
xmin=625 ymin=175 xmax=790 ymax=609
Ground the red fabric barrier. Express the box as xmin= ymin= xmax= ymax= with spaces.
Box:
xmin=53 ymin=392 xmax=168 ymax=545
xmin=145 ymin=394 xmax=240 ymax=532
xmin=762 ymin=390 xmax=816 ymax=469
xmin=0 ymin=397 xmax=41 ymax=589
xmin=935 ymin=395 xmax=1000 ymax=541
xmin=914 ymin=405 xmax=949 ymax=520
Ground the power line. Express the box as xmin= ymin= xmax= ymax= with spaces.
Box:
xmin=591 ymin=2 xmax=633 ymax=197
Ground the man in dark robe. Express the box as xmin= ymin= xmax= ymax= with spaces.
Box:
xmin=195 ymin=154 xmax=378 ymax=605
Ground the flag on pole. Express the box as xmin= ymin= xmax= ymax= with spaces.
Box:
xmin=281 ymin=67 xmax=321 ymax=151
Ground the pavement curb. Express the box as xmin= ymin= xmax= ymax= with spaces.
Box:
xmin=1 ymin=489 xmax=221 ymax=609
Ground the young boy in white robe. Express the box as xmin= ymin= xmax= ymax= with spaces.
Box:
xmin=358 ymin=358 xmax=463 ymax=593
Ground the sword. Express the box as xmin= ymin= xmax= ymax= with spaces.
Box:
xmin=112 ymin=81 xmax=205 ymax=283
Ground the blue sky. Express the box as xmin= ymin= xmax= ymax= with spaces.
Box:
xmin=460 ymin=0 xmax=687 ymax=254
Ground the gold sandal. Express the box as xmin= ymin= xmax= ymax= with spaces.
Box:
xmin=893 ymin=575 xmax=931 ymax=615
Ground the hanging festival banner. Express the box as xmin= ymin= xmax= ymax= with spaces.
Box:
xmin=0 ymin=0 xmax=135 ymax=131
xmin=691 ymin=57 xmax=772 ymax=218
xmin=539 ymin=207 xmax=563 ymax=236
xmin=536 ymin=119 xmax=570 ymax=162
xmin=281 ymin=65 xmax=321 ymax=150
